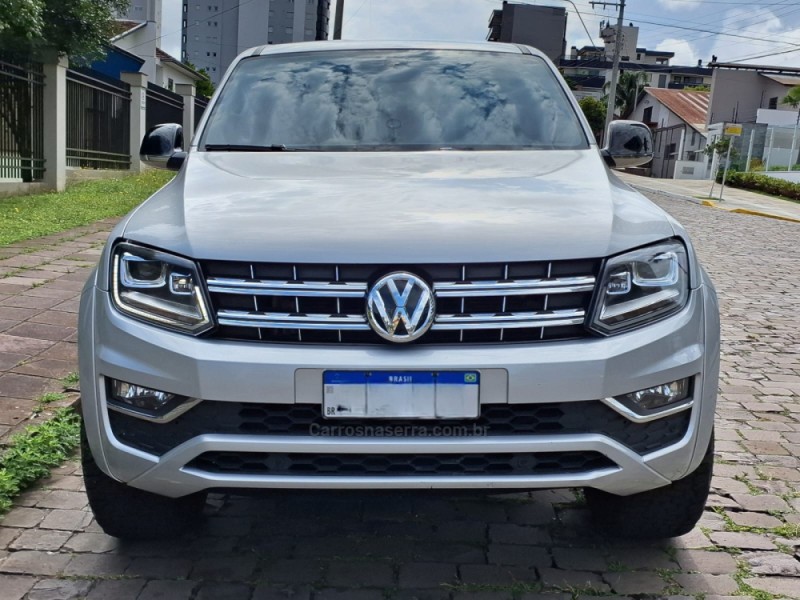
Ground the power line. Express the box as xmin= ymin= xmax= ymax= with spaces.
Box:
xmin=726 ymin=45 xmax=800 ymax=64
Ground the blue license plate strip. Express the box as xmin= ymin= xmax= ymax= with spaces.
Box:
xmin=322 ymin=371 xmax=480 ymax=419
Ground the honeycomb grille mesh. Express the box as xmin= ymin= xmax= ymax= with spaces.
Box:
xmin=108 ymin=400 xmax=690 ymax=457
xmin=186 ymin=450 xmax=616 ymax=476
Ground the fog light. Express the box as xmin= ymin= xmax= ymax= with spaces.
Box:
xmin=616 ymin=378 xmax=691 ymax=412
xmin=111 ymin=380 xmax=175 ymax=410
xmin=106 ymin=378 xmax=201 ymax=423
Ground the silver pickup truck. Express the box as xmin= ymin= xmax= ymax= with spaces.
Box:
xmin=78 ymin=41 xmax=719 ymax=540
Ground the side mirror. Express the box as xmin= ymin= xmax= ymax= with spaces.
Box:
xmin=140 ymin=123 xmax=187 ymax=171
xmin=601 ymin=120 xmax=653 ymax=169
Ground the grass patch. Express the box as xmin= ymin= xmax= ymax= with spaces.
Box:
xmin=0 ymin=408 xmax=81 ymax=515
xmin=62 ymin=372 xmax=80 ymax=387
xmin=0 ymin=170 xmax=174 ymax=247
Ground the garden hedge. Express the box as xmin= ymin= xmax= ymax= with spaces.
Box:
xmin=716 ymin=170 xmax=800 ymax=201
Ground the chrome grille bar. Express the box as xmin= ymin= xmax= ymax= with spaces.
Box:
xmin=434 ymin=276 xmax=595 ymax=297
xmin=207 ymin=278 xmax=368 ymax=298
xmin=433 ymin=309 xmax=586 ymax=330
xmin=217 ymin=310 xmax=370 ymax=330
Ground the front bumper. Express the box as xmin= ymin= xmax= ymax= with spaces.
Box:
xmin=79 ymin=280 xmax=719 ymax=498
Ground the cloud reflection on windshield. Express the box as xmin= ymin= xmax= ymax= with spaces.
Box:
xmin=203 ymin=50 xmax=588 ymax=151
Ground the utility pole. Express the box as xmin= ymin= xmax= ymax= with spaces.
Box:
xmin=333 ymin=0 xmax=344 ymax=40
xmin=590 ymin=0 xmax=626 ymax=144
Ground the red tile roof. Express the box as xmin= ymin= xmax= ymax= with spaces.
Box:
xmin=645 ymin=88 xmax=710 ymax=132
xmin=111 ymin=19 xmax=146 ymax=39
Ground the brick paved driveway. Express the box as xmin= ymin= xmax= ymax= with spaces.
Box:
xmin=1 ymin=193 xmax=799 ymax=599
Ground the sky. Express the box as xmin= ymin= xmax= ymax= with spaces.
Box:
xmin=161 ymin=0 xmax=800 ymax=68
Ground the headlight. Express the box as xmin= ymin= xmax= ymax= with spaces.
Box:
xmin=590 ymin=240 xmax=689 ymax=335
xmin=111 ymin=242 xmax=212 ymax=334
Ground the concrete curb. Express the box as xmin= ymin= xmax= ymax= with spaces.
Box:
xmin=632 ymin=184 xmax=800 ymax=224
xmin=628 ymin=184 xmax=703 ymax=205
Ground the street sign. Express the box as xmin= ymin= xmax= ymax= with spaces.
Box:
xmin=724 ymin=123 xmax=743 ymax=137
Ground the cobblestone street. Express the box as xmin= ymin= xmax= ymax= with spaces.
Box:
xmin=0 ymin=192 xmax=799 ymax=599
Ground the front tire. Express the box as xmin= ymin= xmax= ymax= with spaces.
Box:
xmin=586 ymin=436 xmax=713 ymax=539
xmin=81 ymin=423 xmax=207 ymax=540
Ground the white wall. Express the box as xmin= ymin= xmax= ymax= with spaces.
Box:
xmin=158 ymin=61 xmax=197 ymax=90
xmin=674 ymin=159 xmax=708 ymax=180
xmin=115 ymin=23 xmax=158 ymax=82
xmin=757 ymin=108 xmax=800 ymax=127
xmin=766 ymin=171 xmax=800 ymax=183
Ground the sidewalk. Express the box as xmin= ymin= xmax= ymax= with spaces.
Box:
xmin=616 ymin=172 xmax=800 ymax=223
xmin=0 ymin=220 xmax=118 ymax=445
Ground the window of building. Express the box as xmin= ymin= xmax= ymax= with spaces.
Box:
xmin=636 ymin=53 xmax=641 ymax=60
xmin=168 ymin=78 xmax=174 ymax=91
xmin=769 ymin=97 xmax=778 ymax=109
xmin=643 ymin=106 xmax=653 ymax=123
xmin=691 ymin=130 xmax=696 ymax=145
xmin=183 ymin=4 xmax=187 ymax=13
xmin=182 ymin=19 xmax=187 ymax=28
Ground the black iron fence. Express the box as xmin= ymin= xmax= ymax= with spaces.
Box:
xmin=195 ymin=95 xmax=209 ymax=129
xmin=0 ymin=54 xmax=45 ymax=182
xmin=146 ymin=83 xmax=183 ymax=130
xmin=66 ymin=67 xmax=131 ymax=170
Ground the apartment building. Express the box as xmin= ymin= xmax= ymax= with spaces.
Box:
xmin=487 ymin=2 xmax=568 ymax=63
xmin=182 ymin=0 xmax=331 ymax=85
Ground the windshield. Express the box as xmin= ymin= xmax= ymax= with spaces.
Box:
xmin=200 ymin=49 xmax=589 ymax=151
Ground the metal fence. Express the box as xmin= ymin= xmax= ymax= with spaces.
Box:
xmin=66 ymin=67 xmax=131 ymax=170
xmin=195 ymin=95 xmax=209 ymax=129
xmin=146 ymin=83 xmax=183 ymax=130
xmin=0 ymin=54 xmax=45 ymax=182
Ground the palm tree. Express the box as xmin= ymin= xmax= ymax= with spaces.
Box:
xmin=603 ymin=71 xmax=649 ymax=119
xmin=781 ymin=86 xmax=800 ymax=169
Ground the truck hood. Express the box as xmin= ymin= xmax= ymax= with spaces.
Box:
xmin=123 ymin=150 xmax=675 ymax=263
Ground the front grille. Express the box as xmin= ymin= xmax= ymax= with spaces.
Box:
xmin=186 ymin=450 xmax=616 ymax=476
xmin=108 ymin=400 xmax=690 ymax=457
xmin=200 ymin=260 xmax=600 ymax=344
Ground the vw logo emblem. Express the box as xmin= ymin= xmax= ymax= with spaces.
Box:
xmin=366 ymin=272 xmax=435 ymax=343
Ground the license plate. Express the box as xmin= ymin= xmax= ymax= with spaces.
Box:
xmin=323 ymin=371 xmax=480 ymax=419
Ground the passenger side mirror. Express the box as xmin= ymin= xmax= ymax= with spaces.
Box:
xmin=140 ymin=123 xmax=187 ymax=171
xmin=601 ymin=120 xmax=653 ymax=169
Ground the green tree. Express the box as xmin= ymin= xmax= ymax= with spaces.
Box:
xmin=603 ymin=71 xmax=649 ymax=119
xmin=579 ymin=96 xmax=606 ymax=140
xmin=0 ymin=0 xmax=129 ymax=58
xmin=1 ymin=1 xmax=127 ymax=182
xmin=781 ymin=86 xmax=800 ymax=167
xmin=781 ymin=85 xmax=800 ymax=115
xmin=185 ymin=61 xmax=215 ymax=98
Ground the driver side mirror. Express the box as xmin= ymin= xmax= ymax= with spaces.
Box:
xmin=601 ymin=120 xmax=653 ymax=169
xmin=140 ymin=123 xmax=187 ymax=171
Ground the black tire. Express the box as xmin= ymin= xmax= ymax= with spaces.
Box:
xmin=586 ymin=436 xmax=714 ymax=539
xmin=81 ymin=423 xmax=207 ymax=540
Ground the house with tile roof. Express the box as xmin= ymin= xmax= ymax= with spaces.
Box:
xmin=111 ymin=1 xmax=203 ymax=91
xmin=630 ymin=89 xmax=710 ymax=179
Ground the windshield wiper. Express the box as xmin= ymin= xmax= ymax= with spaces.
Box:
xmin=203 ymin=144 xmax=294 ymax=152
